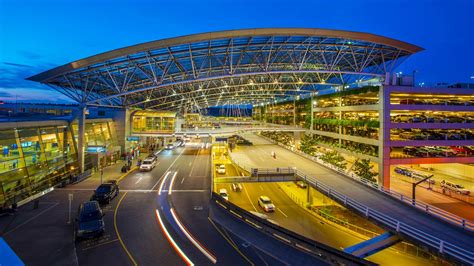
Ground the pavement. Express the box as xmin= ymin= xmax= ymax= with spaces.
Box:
xmin=230 ymin=133 xmax=474 ymax=256
xmin=0 ymin=141 xmax=292 ymax=266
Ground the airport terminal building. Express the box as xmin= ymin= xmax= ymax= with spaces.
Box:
xmin=1 ymin=28 xmax=472 ymax=206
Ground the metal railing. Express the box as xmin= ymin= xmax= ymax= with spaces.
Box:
xmin=227 ymin=139 xmax=474 ymax=265
xmin=260 ymin=135 xmax=474 ymax=233
xmin=295 ymin=169 xmax=474 ymax=265
xmin=211 ymin=192 xmax=375 ymax=266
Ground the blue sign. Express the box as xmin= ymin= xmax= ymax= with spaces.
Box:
xmin=126 ymin=136 xmax=140 ymax=141
xmin=86 ymin=146 xmax=106 ymax=153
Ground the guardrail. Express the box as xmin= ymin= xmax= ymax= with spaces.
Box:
xmin=258 ymin=135 xmax=474 ymax=233
xmin=227 ymin=140 xmax=474 ymax=265
xmin=211 ymin=192 xmax=375 ymax=266
xmin=295 ymin=169 xmax=474 ymax=265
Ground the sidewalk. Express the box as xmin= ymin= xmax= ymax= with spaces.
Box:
xmin=72 ymin=153 xmax=147 ymax=189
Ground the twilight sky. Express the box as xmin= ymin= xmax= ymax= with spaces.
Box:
xmin=0 ymin=0 xmax=473 ymax=103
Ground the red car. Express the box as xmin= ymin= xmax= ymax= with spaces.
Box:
xmin=450 ymin=146 xmax=474 ymax=156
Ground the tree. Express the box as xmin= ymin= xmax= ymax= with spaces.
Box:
xmin=353 ymin=159 xmax=378 ymax=183
xmin=320 ymin=151 xmax=347 ymax=170
xmin=300 ymin=133 xmax=317 ymax=155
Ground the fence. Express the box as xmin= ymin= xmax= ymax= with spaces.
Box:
xmin=227 ymin=138 xmax=474 ymax=265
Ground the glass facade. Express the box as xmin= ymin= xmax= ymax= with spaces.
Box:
xmin=0 ymin=125 xmax=78 ymax=206
xmin=132 ymin=111 xmax=176 ymax=133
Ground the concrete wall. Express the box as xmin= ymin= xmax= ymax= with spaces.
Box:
xmin=112 ymin=108 xmax=130 ymax=154
xmin=423 ymin=163 xmax=473 ymax=180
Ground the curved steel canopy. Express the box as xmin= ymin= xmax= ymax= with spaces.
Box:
xmin=27 ymin=28 xmax=423 ymax=112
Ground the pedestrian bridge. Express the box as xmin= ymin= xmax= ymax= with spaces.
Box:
xmin=132 ymin=124 xmax=306 ymax=137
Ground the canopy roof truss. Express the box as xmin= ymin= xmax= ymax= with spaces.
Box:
xmin=28 ymin=28 xmax=422 ymax=112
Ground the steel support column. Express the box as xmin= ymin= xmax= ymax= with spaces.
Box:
xmin=77 ymin=105 xmax=86 ymax=174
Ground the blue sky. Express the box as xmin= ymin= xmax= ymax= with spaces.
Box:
xmin=0 ymin=0 xmax=473 ymax=103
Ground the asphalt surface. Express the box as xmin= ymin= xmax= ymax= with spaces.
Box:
xmin=232 ymin=133 xmax=474 ymax=254
xmin=0 ymin=142 xmax=294 ymax=266
xmin=214 ymin=175 xmax=436 ymax=265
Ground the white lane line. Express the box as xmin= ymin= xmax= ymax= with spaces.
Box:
xmin=3 ymin=202 xmax=59 ymax=236
xmin=170 ymin=208 xmax=217 ymax=264
xmin=158 ymin=172 xmax=172 ymax=195
xmin=134 ymin=177 xmax=143 ymax=184
xmin=277 ymin=208 xmax=288 ymax=218
xmin=242 ymin=184 xmax=258 ymax=212
xmin=150 ymin=148 xmax=185 ymax=191
xmin=188 ymin=162 xmax=192 ymax=166
xmin=161 ymin=189 xmax=206 ymax=193
xmin=259 ymin=185 xmax=264 ymax=191
xmin=168 ymin=172 xmax=179 ymax=195
xmin=181 ymin=177 xmax=185 ymax=184
xmin=188 ymin=148 xmax=201 ymax=177
xmin=155 ymin=209 xmax=194 ymax=265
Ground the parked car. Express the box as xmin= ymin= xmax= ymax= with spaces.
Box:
xmin=166 ymin=143 xmax=175 ymax=150
xmin=295 ymin=181 xmax=307 ymax=188
xmin=140 ymin=157 xmax=157 ymax=171
xmin=217 ymin=164 xmax=226 ymax=174
xmin=91 ymin=181 xmax=119 ymax=204
xmin=441 ymin=180 xmax=470 ymax=195
xmin=219 ymin=188 xmax=229 ymax=201
xmin=258 ymin=196 xmax=275 ymax=212
xmin=231 ymin=183 xmax=243 ymax=192
xmin=75 ymin=201 xmax=105 ymax=240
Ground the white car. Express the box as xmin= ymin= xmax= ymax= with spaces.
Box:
xmin=258 ymin=196 xmax=275 ymax=212
xmin=219 ymin=188 xmax=229 ymax=201
xmin=217 ymin=164 xmax=226 ymax=174
xmin=441 ymin=181 xmax=470 ymax=195
xmin=140 ymin=157 xmax=157 ymax=171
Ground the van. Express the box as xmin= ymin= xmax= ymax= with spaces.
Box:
xmin=140 ymin=157 xmax=157 ymax=171
xmin=219 ymin=188 xmax=229 ymax=201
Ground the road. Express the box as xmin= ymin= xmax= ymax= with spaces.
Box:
xmin=231 ymin=133 xmax=474 ymax=255
xmin=0 ymin=142 xmax=291 ymax=265
xmin=214 ymin=163 xmax=437 ymax=265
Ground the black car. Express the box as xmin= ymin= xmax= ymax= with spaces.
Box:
xmin=75 ymin=201 xmax=105 ymax=240
xmin=91 ymin=181 xmax=119 ymax=204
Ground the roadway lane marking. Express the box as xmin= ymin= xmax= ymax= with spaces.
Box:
xmin=242 ymin=184 xmax=258 ymax=212
xmin=134 ymin=177 xmax=143 ymax=184
xmin=188 ymin=162 xmax=192 ymax=166
xmin=181 ymin=177 xmax=185 ymax=184
xmin=188 ymin=147 xmax=201 ymax=177
xmin=114 ymin=192 xmax=138 ymax=266
xmin=155 ymin=209 xmax=194 ymax=265
xmin=158 ymin=172 xmax=172 ymax=195
xmin=82 ymin=238 xmax=119 ymax=251
xmin=207 ymin=217 xmax=254 ymax=266
xmin=150 ymin=148 xmax=185 ymax=191
xmin=160 ymin=189 xmax=206 ymax=193
xmin=168 ymin=172 xmax=179 ymax=195
xmin=170 ymin=208 xmax=217 ymax=264
xmin=259 ymin=185 xmax=264 ymax=191
xmin=2 ymin=202 xmax=59 ymax=236
xmin=277 ymin=208 xmax=288 ymax=218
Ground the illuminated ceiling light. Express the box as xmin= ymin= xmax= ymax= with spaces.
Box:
xmin=259 ymin=87 xmax=263 ymax=91
xmin=273 ymin=79 xmax=279 ymax=84
xmin=145 ymin=97 xmax=151 ymax=102
xmin=297 ymin=79 xmax=303 ymax=84
xmin=172 ymin=90 xmax=177 ymax=95
xmin=321 ymin=80 xmax=326 ymax=84
xmin=223 ymin=83 xmax=229 ymax=88
xmin=279 ymin=87 xmax=283 ymax=91
xmin=248 ymin=80 xmax=254 ymax=85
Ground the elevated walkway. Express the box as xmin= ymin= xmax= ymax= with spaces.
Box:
xmin=132 ymin=124 xmax=306 ymax=137
xmin=344 ymin=232 xmax=400 ymax=258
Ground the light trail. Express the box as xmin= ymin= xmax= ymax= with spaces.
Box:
xmin=171 ymin=208 xmax=217 ymax=264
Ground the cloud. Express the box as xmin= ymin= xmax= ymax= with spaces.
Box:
xmin=0 ymin=61 xmax=56 ymax=90
xmin=0 ymin=91 xmax=13 ymax=97
xmin=2 ymin=62 xmax=33 ymax=67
